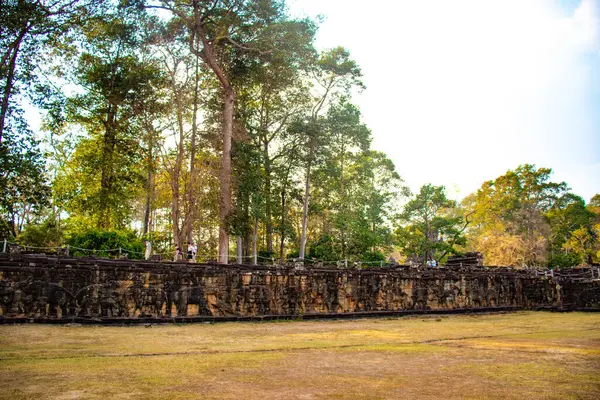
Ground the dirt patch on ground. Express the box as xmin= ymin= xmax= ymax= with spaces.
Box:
xmin=1 ymin=312 xmax=599 ymax=399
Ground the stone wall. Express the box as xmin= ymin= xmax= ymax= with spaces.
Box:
xmin=0 ymin=254 xmax=598 ymax=322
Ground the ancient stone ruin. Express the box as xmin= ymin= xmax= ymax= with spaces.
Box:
xmin=0 ymin=253 xmax=599 ymax=323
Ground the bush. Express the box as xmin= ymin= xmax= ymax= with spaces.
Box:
xmin=258 ymin=250 xmax=275 ymax=260
xmin=307 ymin=234 xmax=338 ymax=262
xmin=16 ymin=220 xmax=63 ymax=249
xmin=547 ymin=251 xmax=582 ymax=269
xmin=286 ymin=250 xmax=300 ymax=259
xmin=361 ymin=250 xmax=386 ymax=262
xmin=67 ymin=228 xmax=144 ymax=258
xmin=0 ymin=217 xmax=14 ymax=241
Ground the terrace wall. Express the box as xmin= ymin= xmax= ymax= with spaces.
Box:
xmin=0 ymin=254 xmax=598 ymax=322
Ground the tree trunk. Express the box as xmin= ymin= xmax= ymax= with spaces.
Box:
xmin=0 ymin=28 xmax=26 ymax=144
xmin=170 ymin=165 xmax=182 ymax=249
xmin=299 ymin=157 xmax=312 ymax=259
xmin=218 ymin=87 xmax=234 ymax=263
xmin=252 ymin=217 xmax=258 ymax=265
xmin=170 ymin=80 xmax=186 ymax=248
xmin=143 ymin=167 xmax=153 ymax=236
xmin=263 ymin=140 xmax=273 ymax=254
xmin=279 ymin=189 xmax=286 ymax=263
xmin=143 ymin=127 xmax=154 ymax=236
xmin=99 ymin=104 xmax=117 ymax=228
xmin=243 ymin=233 xmax=249 ymax=259
xmin=236 ymin=235 xmax=242 ymax=264
xmin=185 ymin=57 xmax=200 ymax=243
xmin=340 ymin=144 xmax=346 ymax=260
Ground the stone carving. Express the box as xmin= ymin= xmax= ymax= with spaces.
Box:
xmin=0 ymin=253 xmax=598 ymax=321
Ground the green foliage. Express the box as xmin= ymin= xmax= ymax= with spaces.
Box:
xmin=0 ymin=217 xmax=13 ymax=240
xmin=396 ymin=184 xmax=465 ymax=263
xmin=465 ymin=165 xmax=570 ymax=267
xmin=547 ymin=251 xmax=583 ymax=269
xmin=303 ymin=97 xmax=404 ymax=262
xmin=1 ymin=1 xmax=99 ymax=139
xmin=361 ymin=250 xmax=386 ymax=262
xmin=258 ymin=250 xmax=275 ymax=260
xmin=16 ymin=220 xmax=64 ymax=248
xmin=11 ymin=2 xmax=598 ymax=271
xmin=67 ymin=228 xmax=144 ymax=258
xmin=0 ymin=112 xmax=51 ymax=236
xmin=230 ymin=142 xmax=263 ymax=236
xmin=546 ymin=194 xmax=597 ymax=268
xmin=315 ymin=47 xmax=364 ymax=92
xmin=53 ymin=8 xmax=163 ymax=229
xmin=307 ymin=234 xmax=338 ymax=261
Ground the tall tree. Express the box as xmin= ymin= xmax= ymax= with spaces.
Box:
xmin=464 ymin=164 xmax=568 ymax=266
xmin=54 ymin=8 xmax=162 ymax=229
xmin=150 ymin=0 xmax=316 ymax=263
xmin=0 ymin=118 xmax=50 ymax=237
xmin=0 ymin=0 xmax=96 ymax=143
xmin=130 ymin=19 xmax=171 ymax=237
xmin=396 ymin=184 xmax=466 ymax=264
xmin=0 ymin=1 xmax=98 ymax=238
xmin=238 ymin=60 xmax=311 ymax=256
xmin=322 ymin=99 xmax=370 ymax=259
xmin=546 ymin=193 xmax=598 ymax=267
xmin=298 ymin=47 xmax=363 ymax=260
xmin=154 ymin=23 xmax=197 ymax=248
xmin=349 ymin=151 xmax=406 ymax=260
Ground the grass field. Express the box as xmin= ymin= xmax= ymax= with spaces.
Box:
xmin=0 ymin=312 xmax=599 ymax=399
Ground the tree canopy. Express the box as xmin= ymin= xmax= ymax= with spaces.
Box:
xmin=1 ymin=1 xmax=598 ymax=268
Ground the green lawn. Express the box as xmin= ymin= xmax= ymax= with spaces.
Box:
xmin=1 ymin=312 xmax=599 ymax=399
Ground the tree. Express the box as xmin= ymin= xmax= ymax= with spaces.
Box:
xmin=237 ymin=54 xmax=312 ymax=257
xmin=396 ymin=184 xmax=466 ymax=264
xmin=0 ymin=0 xmax=97 ymax=143
xmin=348 ymin=151 xmax=407 ymax=260
xmin=0 ymin=120 xmax=50 ymax=237
xmin=54 ymin=8 xmax=163 ymax=229
xmin=298 ymin=47 xmax=363 ymax=260
xmin=149 ymin=0 xmax=316 ymax=263
xmin=0 ymin=1 xmax=98 ymax=238
xmin=546 ymin=194 xmax=596 ymax=267
xmin=322 ymin=99 xmax=370 ymax=259
xmin=153 ymin=22 xmax=199 ymax=249
xmin=464 ymin=164 xmax=568 ymax=266
xmin=129 ymin=18 xmax=172 ymax=237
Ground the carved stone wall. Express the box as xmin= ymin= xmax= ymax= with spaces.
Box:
xmin=0 ymin=254 xmax=598 ymax=322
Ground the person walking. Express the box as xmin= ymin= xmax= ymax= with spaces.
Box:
xmin=144 ymin=240 xmax=152 ymax=260
xmin=191 ymin=242 xmax=197 ymax=263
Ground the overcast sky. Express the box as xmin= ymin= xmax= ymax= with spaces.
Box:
xmin=288 ymin=0 xmax=600 ymax=201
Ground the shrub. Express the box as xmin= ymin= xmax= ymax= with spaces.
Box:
xmin=16 ymin=220 xmax=64 ymax=249
xmin=67 ymin=228 xmax=144 ymax=258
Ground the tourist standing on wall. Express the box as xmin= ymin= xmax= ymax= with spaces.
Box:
xmin=144 ymin=240 xmax=151 ymax=260
xmin=174 ymin=246 xmax=182 ymax=262
xmin=192 ymin=242 xmax=197 ymax=262
xmin=187 ymin=242 xmax=193 ymax=261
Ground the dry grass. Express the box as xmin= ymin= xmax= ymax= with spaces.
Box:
xmin=0 ymin=312 xmax=599 ymax=399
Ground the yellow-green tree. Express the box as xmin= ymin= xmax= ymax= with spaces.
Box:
xmin=464 ymin=165 xmax=567 ymax=267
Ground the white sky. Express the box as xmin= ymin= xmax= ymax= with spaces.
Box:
xmin=289 ymin=0 xmax=600 ymax=201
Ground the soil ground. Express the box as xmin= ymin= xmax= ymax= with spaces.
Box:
xmin=0 ymin=311 xmax=599 ymax=399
